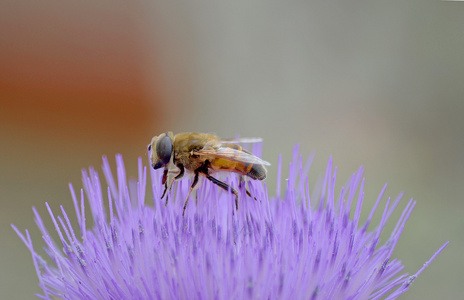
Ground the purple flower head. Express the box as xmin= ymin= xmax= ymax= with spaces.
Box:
xmin=13 ymin=144 xmax=448 ymax=299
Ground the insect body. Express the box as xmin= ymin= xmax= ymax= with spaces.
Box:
xmin=148 ymin=132 xmax=270 ymax=215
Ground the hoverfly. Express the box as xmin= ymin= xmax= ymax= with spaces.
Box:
xmin=148 ymin=132 xmax=270 ymax=216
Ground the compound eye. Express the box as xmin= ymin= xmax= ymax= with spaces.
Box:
xmin=147 ymin=144 xmax=152 ymax=151
xmin=156 ymin=135 xmax=172 ymax=165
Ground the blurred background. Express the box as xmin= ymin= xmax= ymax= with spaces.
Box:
xmin=1 ymin=1 xmax=462 ymax=299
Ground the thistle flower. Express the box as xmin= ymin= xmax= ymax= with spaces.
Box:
xmin=13 ymin=145 xmax=448 ymax=300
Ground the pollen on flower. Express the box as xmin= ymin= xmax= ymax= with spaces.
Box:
xmin=12 ymin=144 xmax=448 ymax=300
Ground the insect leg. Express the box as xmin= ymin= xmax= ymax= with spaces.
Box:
xmin=158 ymin=167 xmax=169 ymax=202
xmin=182 ymin=171 xmax=199 ymax=217
xmin=238 ymin=175 xmax=255 ymax=200
xmin=162 ymin=168 xmax=169 ymax=185
xmin=206 ymin=175 xmax=239 ymax=211
xmin=162 ymin=165 xmax=185 ymax=205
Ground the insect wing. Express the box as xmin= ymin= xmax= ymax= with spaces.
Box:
xmin=218 ymin=137 xmax=263 ymax=144
xmin=196 ymin=146 xmax=271 ymax=166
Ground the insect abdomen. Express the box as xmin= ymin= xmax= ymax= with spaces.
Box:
xmin=208 ymin=143 xmax=267 ymax=180
xmin=211 ymin=158 xmax=267 ymax=180
xmin=247 ymin=163 xmax=266 ymax=180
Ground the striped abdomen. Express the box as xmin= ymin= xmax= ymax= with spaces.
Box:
xmin=209 ymin=144 xmax=267 ymax=180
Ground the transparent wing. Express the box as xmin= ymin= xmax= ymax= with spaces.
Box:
xmin=195 ymin=147 xmax=271 ymax=166
xmin=218 ymin=137 xmax=263 ymax=144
